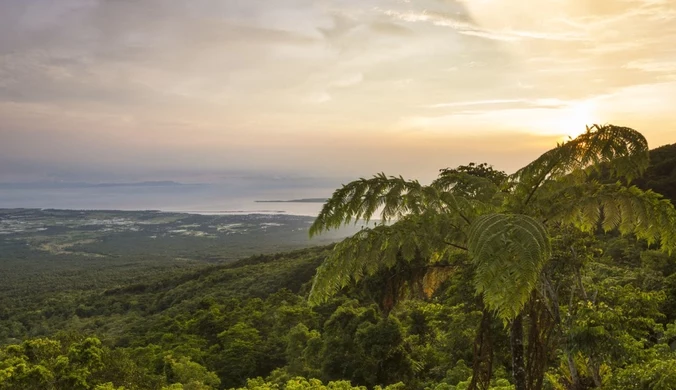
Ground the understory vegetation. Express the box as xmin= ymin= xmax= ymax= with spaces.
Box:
xmin=1 ymin=129 xmax=675 ymax=390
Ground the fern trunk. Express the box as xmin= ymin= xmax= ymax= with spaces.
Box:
xmin=511 ymin=313 xmax=527 ymax=390
xmin=468 ymin=308 xmax=493 ymax=390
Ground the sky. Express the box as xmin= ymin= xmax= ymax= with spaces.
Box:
xmin=1 ymin=0 xmax=675 ymax=184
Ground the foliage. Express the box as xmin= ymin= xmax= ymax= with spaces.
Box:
xmin=234 ymin=377 xmax=405 ymax=389
xmin=309 ymin=125 xmax=674 ymax=321
xmin=467 ymin=214 xmax=551 ymax=319
xmin=0 ymin=136 xmax=675 ymax=390
xmin=308 ymin=127 xmax=676 ymax=390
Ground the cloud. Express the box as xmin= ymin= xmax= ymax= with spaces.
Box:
xmin=1 ymin=0 xmax=675 ymax=183
xmin=369 ymin=21 xmax=414 ymax=36
xmin=318 ymin=13 xmax=360 ymax=41
xmin=424 ymin=98 xmax=568 ymax=110
xmin=381 ymin=9 xmax=585 ymax=42
xmin=329 ymin=73 xmax=364 ymax=88
xmin=625 ymin=60 xmax=676 ymax=74
xmin=304 ymin=92 xmax=332 ymax=104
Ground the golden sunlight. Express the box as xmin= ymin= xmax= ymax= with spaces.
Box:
xmin=558 ymin=101 xmax=598 ymax=140
xmin=517 ymin=99 xmax=599 ymax=142
xmin=532 ymin=100 xmax=599 ymax=141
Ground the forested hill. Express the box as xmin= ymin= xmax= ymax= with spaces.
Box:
xmin=1 ymin=142 xmax=676 ymax=390
xmin=636 ymin=143 xmax=676 ymax=203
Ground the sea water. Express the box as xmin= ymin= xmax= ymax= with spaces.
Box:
xmin=0 ymin=182 xmax=334 ymax=216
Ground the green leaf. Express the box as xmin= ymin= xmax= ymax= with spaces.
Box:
xmin=467 ymin=213 xmax=552 ymax=320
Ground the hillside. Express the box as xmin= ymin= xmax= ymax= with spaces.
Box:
xmin=0 ymin=210 xmax=360 ymax=344
xmin=636 ymin=143 xmax=676 ymax=203
xmin=1 ymin=143 xmax=676 ymax=390
xmin=3 ymin=226 xmax=676 ymax=390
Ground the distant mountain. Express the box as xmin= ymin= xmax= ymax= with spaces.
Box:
xmin=255 ymin=198 xmax=328 ymax=203
xmin=90 ymin=181 xmax=185 ymax=188
xmin=0 ymin=180 xmax=188 ymax=189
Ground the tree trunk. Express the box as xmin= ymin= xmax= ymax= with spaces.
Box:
xmin=588 ymin=358 xmax=603 ymax=388
xmin=566 ymin=348 xmax=582 ymax=390
xmin=526 ymin=298 xmax=553 ymax=390
xmin=469 ymin=308 xmax=493 ymax=390
xmin=511 ymin=314 xmax=527 ymax=390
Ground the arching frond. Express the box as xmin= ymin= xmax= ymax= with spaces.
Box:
xmin=309 ymin=174 xmax=425 ymax=237
xmin=509 ymin=124 xmax=649 ymax=209
xmin=545 ymin=183 xmax=676 ymax=253
xmin=571 ymin=124 xmax=649 ymax=180
xmin=309 ymin=173 xmax=492 ymax=237
xmin=467 ymin=213 xmax=552 ymax=320
xmin=308 ymin=212 xmax=467 ymax=305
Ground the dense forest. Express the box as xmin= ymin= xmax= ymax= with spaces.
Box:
xmin=1 ymin=127 xmax=676 ymax=390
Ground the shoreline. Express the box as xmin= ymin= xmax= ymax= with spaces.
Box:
xmin=0 ymin=207 xmax=321 ymax=218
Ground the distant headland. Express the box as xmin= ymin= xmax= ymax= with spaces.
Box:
xmin=255 ymin=198 xmax=328 ymax=203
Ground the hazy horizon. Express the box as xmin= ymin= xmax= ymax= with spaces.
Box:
xmin=2 ymin=0 xmax=675 ymax=186
xmin=0 ymin=178 xmax=338 ymax=215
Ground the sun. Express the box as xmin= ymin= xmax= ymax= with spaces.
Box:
xmin=556 ymin=100 xmax=598 ymax=141
xmin=523 ymin=99 xmax=600 ymax=141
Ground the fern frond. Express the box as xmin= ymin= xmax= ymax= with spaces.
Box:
xmin=573 ymin=125 xmax=649 ymax=181
xmin=309 ymin=174 xmax=426 ymax=237
xmin=467 ymin=213 xmax=552 ymax=320
xmin=308 ymin=211 xmax=467 ymax=305
xmin=310 ymin=173 xmax=492 ymax=236
xmin=508 ymin=124 xmax=649 ymax=209
xmin=546 ymin=183 xmax=676 ymax=253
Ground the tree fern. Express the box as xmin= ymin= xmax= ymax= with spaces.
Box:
xmin=309 ymin=124 xmax=671 ymax=315
xmin=306 ymin=123 xmax=673 ymax=390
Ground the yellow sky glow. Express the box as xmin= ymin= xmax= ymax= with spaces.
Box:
xmin=0 ymin=0 xmax=674 ymax=182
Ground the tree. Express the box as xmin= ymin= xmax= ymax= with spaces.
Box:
xmin=163 ymin=355 xmax=220 ymax=389
xmin=214 ymin=322 xmax=263 ymax=387
xmin=308 ymin=125 xmax=676 ymax=390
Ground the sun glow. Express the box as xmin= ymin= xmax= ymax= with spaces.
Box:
xmin=517 ymin=99 xmax=600 ymax=141
xmin=529 ymin=100 xmax=599 ymax=141
xmin=559 ymin=101 xmax=598 ymax=140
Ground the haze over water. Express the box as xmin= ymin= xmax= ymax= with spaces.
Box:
xmin=0 ymin=180 xmax=335 ymax=216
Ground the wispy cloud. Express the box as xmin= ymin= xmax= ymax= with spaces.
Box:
xmin=425 ymin=99 xmax=524 ymax=108
xmin=424 ymin=99 xmax=568 ymax=110
xmin=304 ymin=92 xmax=332 ymax=104
xmin=625 ymin=60 xmax=676 ymax=73
xmin=329 ymin=73 xmax=364 ymax=88
xmin=381 ymin=9 xmax=585 ymax=42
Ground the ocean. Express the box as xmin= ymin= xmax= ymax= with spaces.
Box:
xmin=0 ymin=182 xmax=335 ymax=216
